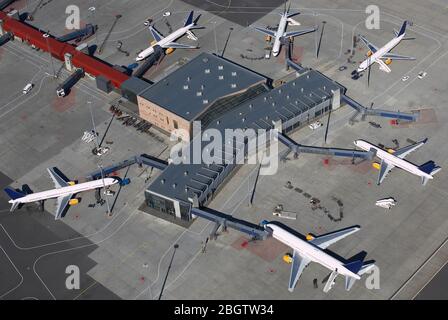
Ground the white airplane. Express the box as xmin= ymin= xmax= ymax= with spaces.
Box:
xmin=357 ymin=21 xmax=415 ymax=73
xmin=136 ymin=11 xmax=203 ymax=61
xmin=354 ymin=138 xmax=441 ymax=185
xmin=4 ymin=167 xmax=120 ymax=219
xmin=252 ymin=3 xmax=317 ymax=57
xmin=263 ymin=221 xmax=375 ymax=292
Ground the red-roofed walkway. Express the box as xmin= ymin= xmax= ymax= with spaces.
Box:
xmin=0 ymin=11 xmax=129 ymax=89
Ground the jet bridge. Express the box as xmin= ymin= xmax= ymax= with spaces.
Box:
xmin=0 ymin=0 xmax=14 ymax=10
xmin=56 ymin=24 xmax=96 ymax=43
xmin=87 ymin=153 xmax=168 ymax=180
xmin=133 ymin=45 xmax=164 ymax=78
xmin=191 ymin=207 xmax=271 ymax=241
xmin=341 ymin=94 xmax=419 ymax=122
xmin=277 ymin=132 xmax=374 ymax=160
xmin=0 ymin=31 xmax=12 ymax=46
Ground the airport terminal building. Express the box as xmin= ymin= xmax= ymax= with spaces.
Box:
xmin=134 ymin=53 xmax=346 ymax=223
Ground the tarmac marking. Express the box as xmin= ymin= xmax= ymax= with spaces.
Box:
xmin=0 ymin=245 xmax=24 ymax=299
xmin=391 ymin=232 xmax=448 ymax=300
xmin=72 ymin=280 xmax=98 ymax=300
xmin=412 ymin=258 xmax=448 ymax=300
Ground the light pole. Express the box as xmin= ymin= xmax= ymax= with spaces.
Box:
xmin=158 ymin=244 xmax=179 ymax=300
xmin=88 ymin=6 xmax=99 ymax=46
xmin=88 ymin=101 xmax=112 ymax=217
xmin=43 ymin=32 xmax=56 ymax=78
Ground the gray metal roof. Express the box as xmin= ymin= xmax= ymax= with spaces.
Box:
xmin=138 ymin=52 xmax=267 ymax=121
xmin=121 ymin=76 xmax=152 ymax=96
xmin=147 ymin=69 xmax=345 ymax=204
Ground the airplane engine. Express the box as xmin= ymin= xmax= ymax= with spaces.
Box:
xmin=366 ymin=50 xmax=373 ymax=57
xmin=165 ymin=47 xmax=175 ymax=55
xmin=385 ymin=58 xmax=392 ymax=65
xmin=306 ymin=233 xmax=315 ymax=241
xmin=283 ymin=253 xmax=293 ymax=264
xmin=372 ymin=162 xmax=381 ymax=170
xmin=69 ymin=198 xmax=80 ymax=206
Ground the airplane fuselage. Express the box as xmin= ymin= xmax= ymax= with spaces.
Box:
xmin=136 ymin=24 xmax=193 ymax=61
xmin=8 ymin=178 xmax=119 ymax=205
xmin=267 ymin=223 xmax=360 ymax=280
xmin=354 ymin=139 xmax=433 ymax=180
xmin=357 ymin=34 xmax=404 ymax=72
xmin=272 ymin=15 xmax=288 ymax=56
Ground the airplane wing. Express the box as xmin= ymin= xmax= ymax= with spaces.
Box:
xmin=309 ymin=226 xmax=360 ymax=250
xmin=149 ymin=26 xmax=164 ymax=42
xmin=47 ymin=167 xmax=70 ymax=188
xmin=358 ymin=35 xmax=378 ymax=53
xmin=288 ymin=249 xmax=311 ymax=292
xmin=376 ymin=58 xmax=392 ymax=73
xmin=284 ymin=27 xmax=317 ymax=38
xmin=382 ymin=52 xmax=415 ymax=60
xmin=163 ymin=42 xmax=197 ymax=49
xmin=377 ymin=159 xmax=395 ymax=185
xmin=55 ymin=194 xmax=72 ymax=220
xmin=393 ymin=138 xmax=427 ymax=159
xmin=252 ymin=26 xmax=276 ymax=37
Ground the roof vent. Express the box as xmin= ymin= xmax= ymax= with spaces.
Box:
xmin=323 ymin=85 xmax=326 ymax=90
xmin=292 ymin=82 xmax=296 ymax=86
xmin=161 ymin=179 xmax=165 ymax=184
xmin=301 ymin=88 xmax=304 ymax=92
xmin=231 ymin=71 xmax=237 ymax=76
xmin=249 ymin=104 xmax=253 ymax=109
xmin=205 ymin=69 xmax=210 ymax=74
xmin=184 ymin=171 xmax=188 ymax=176
xmin=201 ymin=84 xmax=205 ymax=90
xmin=172 ymin=183 xmax=177 ymax=189
xmin=203 ymin=99 xmax=209 ymax=104
xmin=218 ymin=65 xmax=223 ymax=70
xmin=242 ymin=117 xmax=245 ymax=122
xmin=263 ymin=97 xmax=267 ymax=101
xmin=218 ymin=75 xmax=224 ymax=80
xmin=306 ymin=75 xmax=310 ymax=79
xmin=203 ymin=57 xmax=209 ymax=63
xmin=217 ymin=120 xmax=220 ymax=125
xmin=231 ymin=83 xmax=237 ymax=88
xmin=278 ymin=89 xmax=282 ymax=94
xmin=185 ymin=187 xmax=189 ymax=193
xmin=183 ymin=85 xmax=189 ymax=90
xmin=265 ymin=116 xmax=269 ymax=120
xmin=187 ymin=76 xmax=191 ymax=81
xmin=196 ymin=91 xmax=202 ymax=96
xmin=286 ymin=95 xmax=290 ymax=99
xmin=272 ymin=102 xmax=275 ymax=106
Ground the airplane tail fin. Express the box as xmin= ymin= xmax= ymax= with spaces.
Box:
xmin=4 ymin=187 xmax=25 ymax=212
xmin=396 ymin=21 xmax=408 ymax=37
xmin=4 ymin=187 xmax=25 ymax=200
xmin=419 ymin=161 xmax=441 ymax=185
xmin=344 ymin=260 xmax=376 ymax=291
xmin=184 ymin=10 xmax=194 ymax=27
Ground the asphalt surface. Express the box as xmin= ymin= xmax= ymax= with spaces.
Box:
xmin=415 ymin=263 xmax=448 ymax=300
xmin=0 ymin=170 xmax=119 ymax=300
